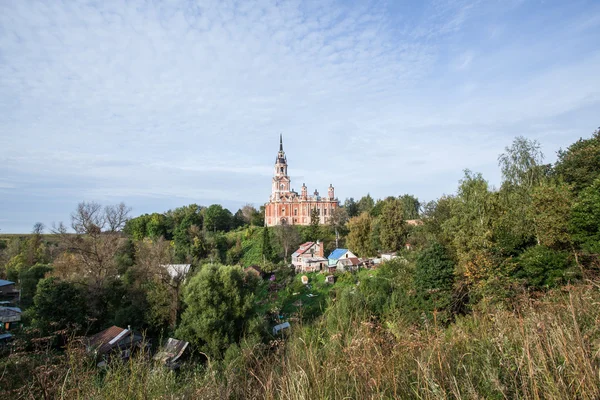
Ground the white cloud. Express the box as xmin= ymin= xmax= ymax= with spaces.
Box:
xmin=0 ymin=0 xmax=599 ymax=231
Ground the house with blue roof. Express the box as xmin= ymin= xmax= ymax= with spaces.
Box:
xmin=327 ymin=249 xmax=358 ymax=266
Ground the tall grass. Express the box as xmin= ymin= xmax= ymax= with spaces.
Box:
xmin=3 ymin=283 xmax=599 ymax=399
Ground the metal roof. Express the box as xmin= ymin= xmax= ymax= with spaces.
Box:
xmin=327 ymin=249 xmax=348 ymax=260
xmin=0 ymin=279 xmax=15 ymax=287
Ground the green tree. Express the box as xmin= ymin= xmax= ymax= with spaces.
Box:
xmin=516 ymin=246 xmax=573 ymax=288
xmin=529 ymin=181 xmax=574 ymax=250
xmin=274 ymin=224 xmax=301 ymax=263
xmin=260 ymin=227 xmax=274 ymax=263
xmin=443 ymin=170 xmax=497 ymax=284
xmin=308 ymin=207 xmax=320 ymax=241
xmin=30 ymin=277 xmax=88 ymax=335
xmin=357 ymin=194 xmax=375 ymax=215
xmin=176 ymin=264 xmax=260 ymax=357
xmin=399 ymin=194 xmax=420 ymax=220
xmin=344 ymin=198 xmax=359 ymax=218
xmin=554 ymin=127 xmax=600 ymax=193
xmin=19 ymin=264 xmax=53 ymax=308
xmin=414 ymin=242 xmax=455 ymax=320
xmin=328 ymin=207 xmax=349 ymax=248
xmin=379 ymin=198 xmax=408 ymax=252
xmin=498 ymin=136 xmax=545 ymax=189
xmin=347 ymin=212 xmax=375 ymax=257
xmin=204 ymin=204 xmax=233 ymax=232
xmin=570 ymin=178 xmax=600 ymax=254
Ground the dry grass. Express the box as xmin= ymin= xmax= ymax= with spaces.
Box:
xmin=2 ymin=283 xmax=599 ymax=399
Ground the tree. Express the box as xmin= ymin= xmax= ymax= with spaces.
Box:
xmin=443 ymin=170 xmax=497 ymax=284
xmin=529 ymin=181 xmax=573 ymax=250
xmin=554 ymin=127 xmax=600 ymax=194
xmin=414 ymin=242 xmax=455 ymax=320
xmin=105 ymin=202 xmax=132 ymax=232
xmin=176 ymin=264 xmax=260 ymax=357
xmin=204 ymin=204 xmax=233 ymax=232
xmin=399 ymin=194 xmax=420 ymax=220
xmin=570 ymin=177 xmax=600 ymax=254
xmin=19 ymin=263 xmax=53 ymax=308
xmin=260 ymin=227 xmax=273 ymax=263
xmin=308 ymin=207 xmax=320 ymax=241
xmin=498 ymin=136 xmax=545 ymax=190
xmin=53 ymin=202 xmax=129 ymax=288
xmin=357 ymin=194 xmax=375 ymax=215
xmin=344 ymin=198 xmax=359 ymax=218
xmin=347 ymin=212 xmax=375 ymax=257
xmin=328 ymin=207 xmax=349 ymax=248
xmin=274 ymin=224 xmax=301 ymax=263
xmin=32 ymin=222 xmax=45 ymax=235
xmin=516 ymin=246 xmax=573 ymax=288
xmin=379 ymin=198 xmax=408 ymax=252
xmin=30 ymin=277 xmax=88 ymax=335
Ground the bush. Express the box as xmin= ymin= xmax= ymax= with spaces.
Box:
xmin=516 ymin=246 xmax=574 ymax=288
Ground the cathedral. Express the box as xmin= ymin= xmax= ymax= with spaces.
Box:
xmin=264 ymin=135 xmax=339 ymax=227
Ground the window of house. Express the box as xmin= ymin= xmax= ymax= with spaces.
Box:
xmin=280 ymin=167 xmax=284 ymax=173
xmin=294 ymin=209 xmax=298 ymax=216
xmin=324 ymin=208 xmax=327 ymax=215
xmin=281 ymin=208 xmax=285 ymax=213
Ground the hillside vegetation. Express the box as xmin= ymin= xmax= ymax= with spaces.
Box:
xmin=1 ymin=128 xmax=600 ymax=399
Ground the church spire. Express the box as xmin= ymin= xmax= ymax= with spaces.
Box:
xmin=279 ymin=134 xmax=283 ymax=151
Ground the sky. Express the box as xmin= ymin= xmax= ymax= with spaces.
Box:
xmin=1 ymin=0 xmax=599 ymax=233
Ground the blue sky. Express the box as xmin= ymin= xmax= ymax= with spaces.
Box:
xmin=1 ymin=0 xmax=599 ymax=233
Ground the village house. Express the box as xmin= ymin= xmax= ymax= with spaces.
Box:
xmin=86 ymin=325 xmax=145 ymax=366
xmin=336 ymin=257 xmax=361 ymax=272
xmin=327 ymin=249 xmax=358 ymax=266
xmin=264 ymin=136 xmax=339 ymax=226
xmin=0 ymin=280 xmax=19 ymax=302
xmin=0 ymin=306 xmax=21 ymax=330
xmin=292 ymin=241 xmax=327 ymax=272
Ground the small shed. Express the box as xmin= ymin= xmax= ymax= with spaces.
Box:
xmin=0 ymin=306 xmax=22 ymax=330
xmin=272 ymin=322 xmax=291 ymax=335
xmin=87 ymin=325 xmax=145 ymax=366
xmin=0 ymin=280 xmax=19 ymax=301
xmin=153 ymin=338 xmax=189 ymax=369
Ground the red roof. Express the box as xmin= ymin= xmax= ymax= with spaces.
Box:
xmin=295 ymin=242 xmax=315 ymax=255
xmin=88 ymin=325 xmax=126 ymax=354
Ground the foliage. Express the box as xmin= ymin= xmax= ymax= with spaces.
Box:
xmin=357 ymin=194 xmax=375 ymax=215
xmin=343 ymin=197 xmax=359 ymax=218
xmin=399 ymin=194 xmax=420 ymax=220
xmin=176 ymin=264 xmax=261 ymax=358
xmin=570 ymin=177 xmax=600 ymax=254
xmin=530 ymin=181 xmax=574 ymax=249
xmin=516 ymin=246 xmax=574 ymax=288
xmin=414 ymin=242 xmax=455 ymax=321
xmin=347 ymin=212 xmax=375 ymax=257
xmin=30 ymin=277 xmax=88 ymax=335
xmin=378 ymin=198 xmax=408 ymax=252
xmin=443 ymin=170 xmax=497 ymax=284
xmin=204 ymin=204 xmax=233 ymax=232
xmin=554 ymin=127 xmax=600 ymax=193
xmin=18 ymin=263 xmax=53 ymax=308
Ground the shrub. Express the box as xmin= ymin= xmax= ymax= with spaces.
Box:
xmin=516 ymin=246 xmax=574 ymax=288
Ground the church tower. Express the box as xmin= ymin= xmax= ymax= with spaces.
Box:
xmin=271 ymin=134 xmax=291 ymax=200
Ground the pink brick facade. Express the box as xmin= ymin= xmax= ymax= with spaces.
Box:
xmin=265 ymin=136 xmax=338 ymax=227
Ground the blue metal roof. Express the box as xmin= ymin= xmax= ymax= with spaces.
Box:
xmin=328 ymin=249 xmax=348 ymax=260
xmin=0 ymin=279 xmax=14 ymax=287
